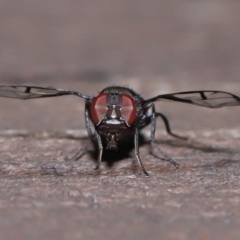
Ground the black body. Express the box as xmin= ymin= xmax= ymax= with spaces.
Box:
xmin=0 ymin=85 xmax=240 ymax=176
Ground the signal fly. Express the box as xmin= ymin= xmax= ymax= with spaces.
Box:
xmin=0 ymin=85 xmax=239 ymax=176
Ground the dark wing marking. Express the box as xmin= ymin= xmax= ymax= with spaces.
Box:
xmin=0 ymin=85 xmax=92 ymax=100
xmin=144 ymin=91 xmax=240 ymax=108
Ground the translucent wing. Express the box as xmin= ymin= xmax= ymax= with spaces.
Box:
xmin=144 ymin=91 xmax=240 ymax=108
xmin=0 ymin=85 xmax=92 ymax=100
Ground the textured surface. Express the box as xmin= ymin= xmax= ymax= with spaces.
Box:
xmin=0 ymin=1 xmax=240 ymax=240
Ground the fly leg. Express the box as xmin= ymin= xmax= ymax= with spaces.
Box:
xmin=134 ymin=128 xmax=149 ymax=176
xmin=150 ymin=142 xmax=179 ymax=168
xmin=156 ymin=112 xmax=187 ymax=140
xmin=66 ymin=138 xmax=91 ymax=161
xmin=95 ymin=131 xmax=103 ymax=170
xmin=150 ymin=106 xmax=179 ymax=168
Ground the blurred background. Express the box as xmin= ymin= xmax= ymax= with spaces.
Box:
xmin=1 ymin=2 xmax=240 ymax=240
xmin=0 ymin=0 xmax=240 ymax=132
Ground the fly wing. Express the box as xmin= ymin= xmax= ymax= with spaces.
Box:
xmin=144 ymin=91 xmax=240 ymax=108
xmin=0 ymin=85 xmax=92 ymax=100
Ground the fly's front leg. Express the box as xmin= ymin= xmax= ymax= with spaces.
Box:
xmin=134 ymin=127 xmax=149 ymax=176
xmin=85 ymin=101 xmax=94 ymax=139
xmin=95 ymin=131 xmax=103 ymax=170
xmin=150 ymin=105 xmax=179 ymax=168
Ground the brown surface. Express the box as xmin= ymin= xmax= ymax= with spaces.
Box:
xmin=1 ymin=1 xmax=240 ymax=240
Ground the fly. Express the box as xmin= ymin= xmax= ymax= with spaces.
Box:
xmin=0 ymin=85 xmax=240 ymax=176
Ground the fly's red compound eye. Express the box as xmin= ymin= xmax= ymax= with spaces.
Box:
xmin=121 ymin=94 xmax=136 ymax=125
xmin=90 ymin=93 xmax=107 ymax=124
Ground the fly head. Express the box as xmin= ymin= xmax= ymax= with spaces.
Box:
xmin=90 ymin=87 xmax=139 ymax=129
